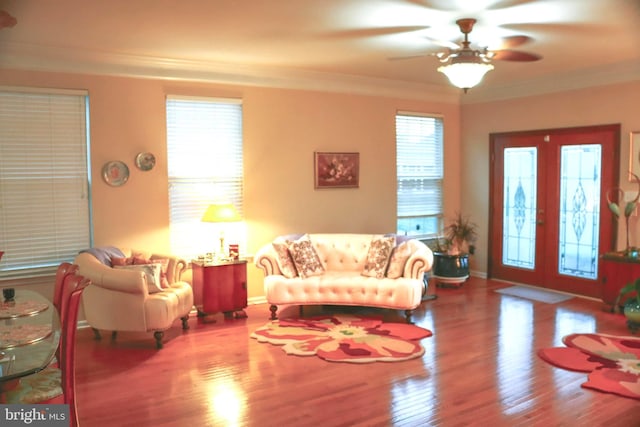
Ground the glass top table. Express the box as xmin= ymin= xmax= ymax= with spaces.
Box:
xmin=0 ymin=289 xmax=60 ymax=384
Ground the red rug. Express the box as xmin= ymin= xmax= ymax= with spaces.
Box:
xmin=251 ymin=315 xmax=432 ymax=363
xmin=538 ymin=333 xmax=640 ymax=400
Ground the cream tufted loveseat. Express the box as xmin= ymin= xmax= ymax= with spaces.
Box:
xmin=254 ymin=233 xmax=433 ymax=323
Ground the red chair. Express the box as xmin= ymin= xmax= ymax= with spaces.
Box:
xmin=53 ymin=262 xmax=77 ymax=315
xmin=0 ymin=265 xmax=90 ymax=427
xmin=53 ymin=262 xmax=78 ymax=360
xmin=57 ymin=271 xmax=90 ymax=427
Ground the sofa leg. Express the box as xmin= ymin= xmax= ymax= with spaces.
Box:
xmin=269 ymin=305 xmax=278 ymax=320
xmin=111 ymin=331 xmax=118 ymax=340
xmin=181 ymin=315 xmax=190 ymax=330
xmin=404 ymin=310 xmax=414 ymax=324
xmin=154 ymin=331 xmax=164 ymax=349
xmin=92 ymin=328 xmax=101 ymax=340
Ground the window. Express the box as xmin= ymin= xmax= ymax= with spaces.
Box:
xmin=166 ymin=96 xmax=244 ymax=259
xmin=0 ymin=88 xmax=91 ymax=281
xmin=396 ymin=112 xmax=443 ymax=237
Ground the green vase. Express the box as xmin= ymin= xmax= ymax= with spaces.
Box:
xmin=623 ymin=300 xmax=640 ymax=333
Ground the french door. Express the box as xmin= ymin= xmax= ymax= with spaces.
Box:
xmin=488 ymin=124 xmax=619 ymax=298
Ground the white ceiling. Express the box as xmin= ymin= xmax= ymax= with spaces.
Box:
xmin=1 ymin=0 xmax=639 ymax=103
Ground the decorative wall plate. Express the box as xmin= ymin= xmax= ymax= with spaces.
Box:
xmin=135 ymin=152 xmax=156 ymax=171
xmin=102 ymin=161 xmax=129 ymax=186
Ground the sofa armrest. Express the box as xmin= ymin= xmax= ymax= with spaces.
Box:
xmin=99 ymin=267 xmax=148 ymax=294
xmin=74 ymin=252 xmax=149 ymax=294
xmin=403 ymin=240 xmax=434 ymax=279
xmin=148 ymin=253 xmax=188 ymax=283
xmin=254 ymin=243 xmax=282 ymax=276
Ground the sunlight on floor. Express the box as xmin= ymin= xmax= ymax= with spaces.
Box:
xmin=207 ymin=380 xmax=245 ymax=426
xmin=498 ymin=298 xmax=534 ymax=415
xmin=553 ymin=308 xmax=596 ymax=346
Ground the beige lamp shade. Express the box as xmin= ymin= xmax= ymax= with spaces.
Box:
xmin=201 ymin=203 xmax=241 ymax=223
xmin=201 ymin=203 xmax=241 ymax=258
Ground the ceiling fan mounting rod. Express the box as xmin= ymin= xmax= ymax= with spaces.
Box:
xmin=456 ymin=18 xmax=476 ymax=48
xmin=456 ymin=18 xmax=476 ymax=35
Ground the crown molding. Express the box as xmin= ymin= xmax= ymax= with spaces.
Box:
xmin=0 ymin=42 xmax=462 ymax=104
xmin=462 ymin=59 xmax=640 ymax=104
xmin=3 ymin=42 xmax=636 ymax=105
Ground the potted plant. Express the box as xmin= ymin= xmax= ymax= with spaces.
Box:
xmin=614 ymin=278 xmax=640 ymax=333
xmin=431 ymin=212 xmax=478 ymax=287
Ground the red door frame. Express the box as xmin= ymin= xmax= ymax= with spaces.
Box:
xmin=488 ymin=124 xmax=620 ymax=298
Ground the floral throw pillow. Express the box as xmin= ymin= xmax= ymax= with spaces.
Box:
xmin=114 ymin=263 xmax=164 ymax=293
xmin=272 ymin=241 xmax=298 ymax=278
xmin=130 ymin=256 xmax=171 ymax=288
xmin=362 ymin=235 xmax=396 ymax=278
xmin=386 ymin=240 xmax=412 ymax=279
xmin=150 ymin=258 xmax=171 ymax=287
xmin=288 ymin=235 xmax=325 ymax=278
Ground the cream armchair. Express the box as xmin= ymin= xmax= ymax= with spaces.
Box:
xmin=74 ymin=247 xmax=194 ymax=349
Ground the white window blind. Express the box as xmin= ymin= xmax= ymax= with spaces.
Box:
xmin=0 ymin=89 xmax=91 ymax=280
xmin=166 ymin=96 xmax=244 ymax=259
xmin=396 ymin=112 xmax=443 ymax=237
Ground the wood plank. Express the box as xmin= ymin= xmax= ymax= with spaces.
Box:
xmin=74 ymin=277 xmax=640 ymax=426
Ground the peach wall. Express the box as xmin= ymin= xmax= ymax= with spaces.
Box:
xmin=461 ymin=80 xmax=640 ymax=275
xmin=0 ymin=69 xmax=461 ymax=299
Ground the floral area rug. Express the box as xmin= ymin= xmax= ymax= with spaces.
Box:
xmin=538 ymin=333 xmax=640 ymax=400
xmin=251 ymin=315 xmax=432 ymax=363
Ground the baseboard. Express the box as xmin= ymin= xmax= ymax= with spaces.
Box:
xmin=470 ymin=269 xmax=487 ymax=279
xmin=78 ymin=320 xmax=91 ymax=329
xmin=248 ymin=296 xmax=267 ymax=305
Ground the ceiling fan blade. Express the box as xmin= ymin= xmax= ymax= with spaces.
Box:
xmin=491 ymin=49 xmax=542 ymax=62
xmin=321 ymin=25 xmax=430 ymax=39
xmin=495 ymin=35 xmax=533 ymax=49
xmin=485 ymin=0 xmax=537 ymax=9
xmin=400 ymin=0 xmax=535 ymax=11
xmin=388 ymin=53 xmax=431 ymax=61
xmin=501 ymin=22 xmax=596 ymax=36
xmin=396 ymin=0 xmax=462 ymax=11
xmin=0 ymin=10 xmax=17 ymax=29
xmin=423 ymin=36 xmax=459 ymax=50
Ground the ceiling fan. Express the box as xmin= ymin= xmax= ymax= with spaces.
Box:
xmin=435 ymin=18 xmax=541 ymax=64
xmin=414 ymin=18 xmax=542 ymax=92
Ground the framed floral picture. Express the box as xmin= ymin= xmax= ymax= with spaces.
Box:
xmin=314 ymin=152 xmax=359 ymax=189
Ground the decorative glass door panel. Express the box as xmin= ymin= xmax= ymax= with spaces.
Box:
xmin=489 ymin=125 xmax=618 ymax=298
xmin=502 ymin=147 xmax=537 ymax=270
xmin=558 ymin=145 xmax=601 ymax=280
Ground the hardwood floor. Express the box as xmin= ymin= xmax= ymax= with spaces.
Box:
xmin=74 ymin=277 xmax=640 ymax=426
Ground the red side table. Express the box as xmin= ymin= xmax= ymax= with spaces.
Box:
xmin=600 ymin=252 xmax=640 ymax=312
xmin=191 ymin=259 xmax=248 ymax=319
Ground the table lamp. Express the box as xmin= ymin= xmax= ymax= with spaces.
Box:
xmin=201 ymin=203 xmax=241 ymax=258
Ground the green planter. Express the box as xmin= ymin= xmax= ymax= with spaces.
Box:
xmin=624 ymin=300 xmax=640 ymax=333
xmin=432 ymin=252 xmax=469 ymax=286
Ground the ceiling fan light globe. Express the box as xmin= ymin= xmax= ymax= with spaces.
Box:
xmin=437 ymin=62 xmax=494 ymax=90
